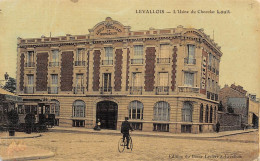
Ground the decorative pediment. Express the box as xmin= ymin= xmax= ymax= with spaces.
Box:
xmin=89 ymin=17 xmax=130 ymax=39
xmin=183 ymin=29 xmax=203 ymax=38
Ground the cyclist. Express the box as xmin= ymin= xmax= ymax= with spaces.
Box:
xmin=121 ymin=117 xmax=133 ymax=149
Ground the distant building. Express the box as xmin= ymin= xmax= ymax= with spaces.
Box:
xmin=247 ymin=94 xmax=259 ymax=128
xmin=219 ymin=84 xmax=259 ymax=130
xmin=16 ymin=17 xmax=223 ymax=133
xmin=219 ymin=84 xmax=247 ymax=111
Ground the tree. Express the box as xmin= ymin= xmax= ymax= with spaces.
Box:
xmin=7 ymin=109 xmax=19 ymax=126
xmin=218 ymin=101 xmax=224 ymax=111
xmin=3 ymin=77 xmax=16 ymax=93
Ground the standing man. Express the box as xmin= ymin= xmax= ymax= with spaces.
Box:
xmin=121 ymin=117 xmax=133 ymax=149
xmin=216 ymin=121 xmax=220 ymax=133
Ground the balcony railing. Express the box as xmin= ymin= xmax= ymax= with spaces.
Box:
xmin=74 ymin=61 xmax=86 ymax=66
xmin=129 ymin=86 xmax=142 ymax=95
xmin=184 ymin=58 xmax=196 ymax=65
xmin=24 ymin=86 xmax=34 ymax=94
xmin=157 ymin=58 xmax=171 ymax=64
xmin=49 ymin=62 xmax=60 ymax=67
xmin=156 ymin=86 xmax=169 ymax=95
xmin=48 ymin=86 xmax=59 ymax=94
xmin=102 ymin=60 xmax=113 ymax=65
xmin=74 ymin=86 xmax=85 ymax=94
xmin=131 ymin=59 xmax=144 ymax=65
xmin=178 ymin=86 xmax=199 ymax=93
xmin=25 ymin=62 xmax=35 ymax=67
xmin=100 ymin=87 xmax=112 ymax=94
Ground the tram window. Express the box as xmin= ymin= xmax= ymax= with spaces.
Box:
xmin=18 ymin=105 xmax=24 ymax=114
xmin=25 ymin=105 xmax=30 ymax=114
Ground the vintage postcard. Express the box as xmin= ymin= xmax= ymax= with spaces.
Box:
xmin=0 ymin=0 xmax=259 ymax=160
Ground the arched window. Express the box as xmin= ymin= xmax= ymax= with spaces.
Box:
xmin=129 ymin=101 xmax=143 ymax=119
xmin=182 ymin=102 xmax=193 ymax=122
xmin=210 ymin=106 xmax=213 ymax=123
xmin=154 ymin=101 xmax=170 ymax=121
xmin=51 ymin=99 xmax=60 ymax=116
xmin=199 ymin=104 xmax=203 ymax=123
xmin=205 ymin=105 xmax=209 ymax=123
xmin=72 ymin=100 xmax=85 ymax=117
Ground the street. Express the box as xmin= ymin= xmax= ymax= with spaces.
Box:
xmin=2 ymin=130 xmax=257 ymax=161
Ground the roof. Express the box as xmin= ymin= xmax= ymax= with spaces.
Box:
xmin=0 ymin=88 xmax=16 ymax=96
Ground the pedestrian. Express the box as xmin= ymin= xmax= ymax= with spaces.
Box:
xmin=216 ymin=121 xmax=220 ymax=133
xmin=94 ymin=118 xmax=101 ymax=131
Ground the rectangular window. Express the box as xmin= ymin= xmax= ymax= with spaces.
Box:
xmin=27 ymin=75 xmax=34 ymax=86
xmin=132 ymin=72 xmax=142 ymax=87
xmin=51 ymin=74 xmax=58 ymax=85
xmin=52 ymin=50 xmax=59 ymax=62
xmin=184 ymin=72 xmax=194 ymax=87
xmin=103 ymin=47 xmax=113 ymax=65
xmin=76 ymin=74 xmax=84 ymax=88
xmin=76 ymin=49 xmax=84 ymax=61
xmin=50 ymin=74 xmax=58 ymax=94
xmin=208 ymin=53 xmax=212 ymax=66
xmin=159 ymin=73 xmax=169 ymax=86
xmin=187 ymin=44 xmax=195 ymax=64
xmin=25 ymin=51 xmax=35 ymax=67
xmin=103 ymin=73 xmax=111 ymax=92
xmin=159 ymin=44 xmax=170 ymax=58
xmin=105 ymin=47 xmax=113 ymax=60
xmin=27 ymin=51 xmax=34 ymax=64
xmin=134 ymin=45 xmax=143 ymax=58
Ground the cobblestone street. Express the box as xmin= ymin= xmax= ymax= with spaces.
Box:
xmin=1 ymin=131 xmax=258 ymax=161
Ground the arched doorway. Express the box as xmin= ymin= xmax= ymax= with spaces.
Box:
xmin=96 ymin=101 xmax=118 ymax=130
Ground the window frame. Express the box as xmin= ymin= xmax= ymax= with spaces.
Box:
xmin=128 ymin=101 xmax=144 ymax=120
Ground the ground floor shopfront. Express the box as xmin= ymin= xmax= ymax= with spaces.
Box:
xmin=20 ymin=95 xmax=218 ymax=134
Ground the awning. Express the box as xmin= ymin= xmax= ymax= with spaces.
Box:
xmin=0 ymin=88 xmax=23 ymax=102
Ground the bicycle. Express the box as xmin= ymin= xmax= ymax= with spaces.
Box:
xmin=118 ymin=134 xmax=133 ymax=152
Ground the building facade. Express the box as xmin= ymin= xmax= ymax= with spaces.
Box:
xmin=16 ymin=17 xmax=222 ymax=133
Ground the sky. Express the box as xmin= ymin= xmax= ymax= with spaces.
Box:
xmin=0 ymin=0 xmax=259 ymax=96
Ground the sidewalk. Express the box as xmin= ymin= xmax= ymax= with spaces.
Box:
xmin=0 ymin=132 xmax=41 ymax=139
xmin=0 ymin=132 xmax=54 ymax=161
xmin=49 ymin=126 xmax=258 ymax=139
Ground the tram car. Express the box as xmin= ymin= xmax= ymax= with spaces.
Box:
xmin=17 ymin=99 xmax=57 ymax=132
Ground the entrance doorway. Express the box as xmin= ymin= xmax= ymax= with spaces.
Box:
xmin=96 ymin=101 xmax=118 ymax=130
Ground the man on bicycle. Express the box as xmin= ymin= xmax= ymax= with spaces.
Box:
xmin=121 ymin=117 xmax=133 ymax=149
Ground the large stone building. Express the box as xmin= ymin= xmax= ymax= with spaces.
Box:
xmin=16 ymin=17 xmax=222 ymax=133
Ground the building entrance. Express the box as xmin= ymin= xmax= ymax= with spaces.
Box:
xmin=96 ymin=101 xmax=118 ymax=130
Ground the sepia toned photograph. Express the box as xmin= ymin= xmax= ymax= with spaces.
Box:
xmin=0 ymin=0 xmax=259 ymax=160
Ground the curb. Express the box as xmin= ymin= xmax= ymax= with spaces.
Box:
xmin=0 ymin=134 xmax=42 ymax=139
xmin=2 ymin=151 xmax=54 ymax=161
xmin=49 ymin=128 xmax=258 ymax=139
